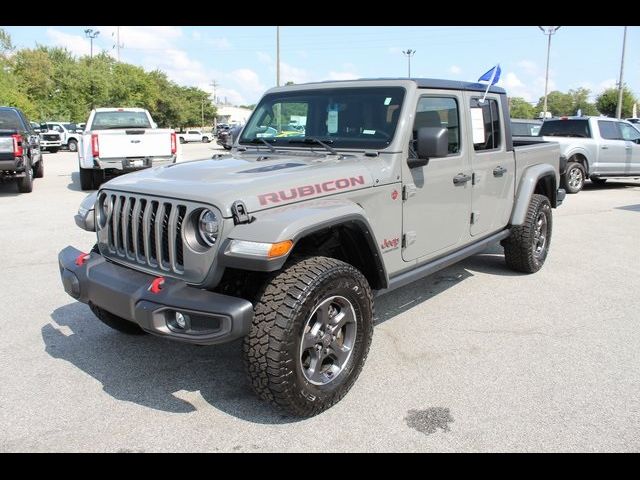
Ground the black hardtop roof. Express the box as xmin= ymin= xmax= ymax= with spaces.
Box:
xmin=287 ymin=78 xmax=506 ymax=95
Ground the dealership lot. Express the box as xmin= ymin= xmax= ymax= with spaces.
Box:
xmin=0 ymin=144 xmax=639 ymax=452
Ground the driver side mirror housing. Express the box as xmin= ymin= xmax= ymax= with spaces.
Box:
xmin=407 ymin=127 xmax=449 ymax=168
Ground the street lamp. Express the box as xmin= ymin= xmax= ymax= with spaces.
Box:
xmin=538 ymin=26 xmax=560 ymax=119
xmin=84 ymin=28 xmax=100 ymax=59
xmin=402 ymin=49 xmax=416 ymax=79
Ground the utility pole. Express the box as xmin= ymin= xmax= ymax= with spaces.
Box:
xmin=402 ymin=49 xmax=415 ymax=78
xmin=210 ymin=80 xmax=218 ymax=131
xmin=201 ymin=98 xmax=204 ymax=130
xmin=538 ymin=26 xmax=560 ymax=119
xmin=112 ymin=26 xmax=124 ymax=61
xmin=84 ymin=28 xmax=100 ymax=60
xmin=616 ymin=26 xmax=628 ymax=119
xmin=276 ymin=26 xmax=280 ymax=87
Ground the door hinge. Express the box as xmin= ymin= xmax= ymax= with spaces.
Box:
xmin=402 ymin=231 xmax=417 ymax=248
xmin=402 ymin=184 xmax=417 ymax=201
xmin=470 ymin=211 xmax=479 ymax=225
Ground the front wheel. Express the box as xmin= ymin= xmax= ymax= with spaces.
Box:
xmin=202 ymin=136 xmax=210 ymax=143
xmin=563 ymin=161 xmax=585 ymax=194
xmin=503 ymin=194 xmax=552 ymax=273
xmin=244 ymin=256 xmax=374 ymax=417
xmin=79 ymin=167 xmax=94 ymax=190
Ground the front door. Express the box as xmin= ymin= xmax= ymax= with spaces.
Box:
xmin=467 ymin=95 xmax=515 ymax=236
xmin=402 ymin=92 xmax=471 ymax=262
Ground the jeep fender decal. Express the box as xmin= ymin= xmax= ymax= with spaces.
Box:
xmin=258 ymin=176 xmax=366 ymax=206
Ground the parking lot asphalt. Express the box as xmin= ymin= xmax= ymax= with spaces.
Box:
xmin=0 ymin=144 xmax=639 ymax=452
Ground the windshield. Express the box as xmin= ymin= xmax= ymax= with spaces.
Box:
xmin=91 ymin=111 xmax=151 ymax=130
xmin=240 ymin=87 xmax=405 ymax=149
xmin=540 ymin=119 xmax=591 ymax=138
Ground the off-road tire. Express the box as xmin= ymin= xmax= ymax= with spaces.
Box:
xmin=89 ymin=303 xmax=147 ymax=335
xmin=67 ymin=139 xmax=78 ymax=152
xmin=34 ymin=160 xmax=44 ymax=178
xmin=79 ymin=167 xmax=94 ymax=190
xmin=17 ymin=158 xmax=33 ymax=193
xmin=590 ymin=176 xmax=607 ymax=185
xmin=503 ymin=194 xmax=552 ymax=273
xmin=244 ymin=256 xmax=374 ymax=417
xmin=562 ymin=161 xmax=586 ymax=194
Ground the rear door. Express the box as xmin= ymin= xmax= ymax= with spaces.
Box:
xmin=617 ymin=122 xmax=640 ymax=174
xmin=401 ymin=91 xmax=471 ymax=262
xmin=596 ymin=120 xmax=627 ymax=174
xmin=466 ymin=95 xmax=515 ymax=236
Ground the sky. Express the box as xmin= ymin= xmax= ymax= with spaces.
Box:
xmin=5 ymin=26 xmax=639 ymax=107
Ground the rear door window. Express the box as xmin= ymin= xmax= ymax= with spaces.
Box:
xmin=597 ymin=121 xmax=620 ymax=140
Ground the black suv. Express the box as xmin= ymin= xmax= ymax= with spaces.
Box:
xmin=0 ymin=107 xmax=43 ymax=193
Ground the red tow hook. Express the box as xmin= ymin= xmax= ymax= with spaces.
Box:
xmin=75 ymin=252 xmax=91 ymax=266
xmin=149 ymin=276 xmax=165 ymax=294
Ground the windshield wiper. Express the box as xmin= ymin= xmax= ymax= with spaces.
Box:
xmin=249 ymin=137 xmax=276 ymax=152
xmin=288 ymin=137 xmax=339 ymax=156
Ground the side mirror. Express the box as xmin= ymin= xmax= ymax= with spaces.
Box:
xmin=408 ymin=127 xmax=448 ymax=168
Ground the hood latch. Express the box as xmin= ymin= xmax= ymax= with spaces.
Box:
xmin=231 ymin=200 xmax=254 ymax=225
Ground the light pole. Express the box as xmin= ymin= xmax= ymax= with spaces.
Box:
xmin=538 ymin=26 xmax=560 ymax=119
xmin=84 ymin=28 xmax=100 ymax=60
xmin=276 ymin=26 xmax=280 ymax=87
xmin=402 ymin=49 xmax=415 ymax=78
xmin=616 ymin=26 xmax=628 ymax=119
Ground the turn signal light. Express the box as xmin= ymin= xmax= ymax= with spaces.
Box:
xmin=268 ymin=240 xmax=294 ymax=258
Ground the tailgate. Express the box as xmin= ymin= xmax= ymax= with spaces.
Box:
xmin=95 ymin=129 xmax=173 ymax=159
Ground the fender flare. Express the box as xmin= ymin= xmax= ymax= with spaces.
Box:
xmin=510 ymin=164 xmax=557 ymax=226
xmin=564 ymin=147 xmax=591 ymax=174
xmin=219 ymin=199 xmax=388 ymax=288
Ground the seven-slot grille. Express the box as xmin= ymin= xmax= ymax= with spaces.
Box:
xmin=100 ymin=192 xmax=187 ymax=275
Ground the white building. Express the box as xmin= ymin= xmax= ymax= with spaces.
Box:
xmin=216 ymin=106 xmax=253 ymax=125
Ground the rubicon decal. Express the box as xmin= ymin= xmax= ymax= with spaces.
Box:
xmin=258 ymin=176 xmax=366 ymax=206
xmin=380 ymin=237 xmax=400 ymax=252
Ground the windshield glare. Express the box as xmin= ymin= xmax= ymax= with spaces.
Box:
xmin=240 ymin=87 xmax=405 ymax=149
xmin=91 ymin=111 xmax=151 ymax=130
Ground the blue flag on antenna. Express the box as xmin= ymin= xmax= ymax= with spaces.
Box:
xmin=478 ymin=64 xmax=501 ymax=85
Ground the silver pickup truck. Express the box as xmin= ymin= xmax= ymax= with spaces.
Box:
xmin=59 ymin=78 xmax=564 ymax=416
xmin=540 ymin=116 xmax=640 ymax=193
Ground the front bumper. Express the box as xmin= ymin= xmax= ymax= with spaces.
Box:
xmin=41 ymin=141 xmax=62 ymax=148
xmin=58 ymin=245 xmax=253 ymax=345
xmin=96 ymin=155 xmax=176 ymax=171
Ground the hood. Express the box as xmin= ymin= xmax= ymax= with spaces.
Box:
xmin=102 ymin=152 xmax=374 ymax=217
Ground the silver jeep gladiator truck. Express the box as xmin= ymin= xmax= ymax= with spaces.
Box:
xmin=59 ymin=79 xmax=565 ymax=416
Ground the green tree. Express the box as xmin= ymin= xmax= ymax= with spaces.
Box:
xmin=596 ymin=86 xmax=637 ymax=117
xmin=508 ymin=97 xmax=536 ymax=118
xmin=535 ymin=91 xmax=574 ymax=117
xmin=568 ymin=87 xmax=598 ymax=116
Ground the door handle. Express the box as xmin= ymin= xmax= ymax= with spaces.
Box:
xmin=453 ymin=173 xmax=472 ymax=185
xmin=601 ymin=146 xmax=609 ymax=150
xmin=493 ymin=166 xmax=507 ymax=177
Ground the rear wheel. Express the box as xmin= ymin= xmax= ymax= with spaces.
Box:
xmin=562 ymin=161 xmax=585 ymax=194
xmin=79 ymin=167 xmax=95 ymax=190
xmin=244 ymin=256 xmax=374 ymax=417
xmin=503 ymin=194 xmax=552 ymax=273
xmin=67 ymin=139 xmax=78 ymax=152
xmin=33 ymin=160 xmax=44 ymax=178
xmin=17 ymin=158 xmax=33 ymax=193
xmin=202 ymin=136 xmax=210 ymax=143
xmin=89 ymin=303 xmax=147 ymax=335
xmin=179 ymin=137 xmax=186 ymax=144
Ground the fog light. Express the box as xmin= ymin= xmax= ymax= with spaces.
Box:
xmin=175 ymin=312 xmax=187 ymax=329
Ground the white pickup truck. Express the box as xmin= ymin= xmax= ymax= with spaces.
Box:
xmin=177 ymin=129 xmax=211 ymax=144
xmin=78 ymin=108 xmax=178 ymax=190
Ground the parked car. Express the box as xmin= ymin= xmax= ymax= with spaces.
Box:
xmin=216 ymin=124 xmax=242 ymax=150
xmin=511 ymin=118 xmax=542 ymax=137
xmin=61 ymin=78 xmax=564 ymax=416
xmin=42 ymin=122 xmax=82 ymax=152
xmin=177 ymin=129 xmax=211 ymax=144
xmin=0 ymin=106 xmax=43 ymax=193
xmin=540 ymin=116 xmax=640 ymax=192
xmin=77 ymin=107 xmax=179 ymax=190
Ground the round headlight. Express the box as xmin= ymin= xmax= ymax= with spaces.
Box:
xmin=198 ymin=209 xmax=219 ymax=246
